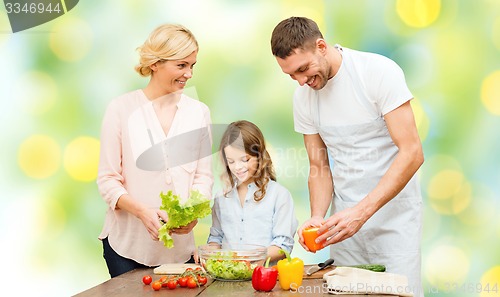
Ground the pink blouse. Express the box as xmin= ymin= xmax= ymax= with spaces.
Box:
xmin=97 ymin=89 xmax=213 ymax=266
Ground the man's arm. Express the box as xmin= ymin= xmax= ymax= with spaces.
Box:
xmin=305 ymin=133 xmax=334 ymax=218
xmin=297 ymin=133 xmax=333 ymax=251
xmin=317 ymin=101 xmax=423 ymax=245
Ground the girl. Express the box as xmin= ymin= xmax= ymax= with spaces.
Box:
xmin=208 ymin=120 xmax=298 ymax=262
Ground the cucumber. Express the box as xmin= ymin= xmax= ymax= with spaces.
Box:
xmin=345 ymin=264 xmax=386 ymax=272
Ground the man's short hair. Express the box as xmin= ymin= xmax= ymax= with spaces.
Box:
xmin=271 ymin=16 xmax=324 ymax=59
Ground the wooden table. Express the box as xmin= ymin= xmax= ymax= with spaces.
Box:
xmin=74 ymin=267 xmax=400 ymax=296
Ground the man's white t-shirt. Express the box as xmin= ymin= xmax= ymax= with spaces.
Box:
xmin=293 ymin=45 xmax=413 ymax=134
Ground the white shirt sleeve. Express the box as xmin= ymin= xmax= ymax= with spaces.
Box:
xmin=366 ymin=55 xmax=413 ymax=116
xmin=293 ymin=87 xmax=319 ymax=134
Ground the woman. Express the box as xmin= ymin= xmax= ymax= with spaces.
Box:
xmin=97 ymin=24 xmax=213 ymax=277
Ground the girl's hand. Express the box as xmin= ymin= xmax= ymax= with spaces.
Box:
xmin=297 ymin=216 xmax=324 ymax=252
xmin=137 ymin=208 xmax=169 ymax=241
xmin=170 ymin=219 xmax=198 ymax=235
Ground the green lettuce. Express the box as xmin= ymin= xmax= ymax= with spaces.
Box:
xmin=205 ymin=253 xmax=255 ymax=280
xmin=158 ymin=190 xmax=211 ymax=248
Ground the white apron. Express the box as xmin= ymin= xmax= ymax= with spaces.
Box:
xmin=313 ymin=49 xmax=423 ymax=297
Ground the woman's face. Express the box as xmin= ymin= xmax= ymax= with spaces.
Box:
xmin=224 ymin=145 xmax=258 ymax=186
xmin=152 ymin=50 xmax=197 ymax=94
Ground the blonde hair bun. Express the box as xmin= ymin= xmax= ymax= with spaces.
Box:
xmin=134 ymin=24 xmax=199 ymax=77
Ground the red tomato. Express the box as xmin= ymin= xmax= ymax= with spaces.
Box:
xmin=178 ymin=277 xmax=188 ymax=287
xmin=195 ymin=267 xmax=202 ymax=271
xmin=187 ymin=277 xmax=198 ymax=288
xmin=185 ymin=268 xmax=193 ymax=272
xmin=142 ymin=275 xmax=152 ymax=285
xmin=152 ymin=281 xmax=162 ymax=291
xmin=197 ymin=276 xmax=207 ymax=286
xmin=166 ymin=279 xmax=177 ymax=290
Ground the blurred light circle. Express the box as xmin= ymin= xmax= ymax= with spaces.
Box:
xmin=63 ymin=136 xmax=100 ymax=182
xmin=457 ymin=183 xmax=496 ymax=228
xmin=13 ymin=71 xmax=58 ymax=115
xmin=428 ymin=170 xmax=463 ymax=200
xmin=480 ymin=266 xmax=500 ymax=297
xmin=396 ymin=0 xmax=441 ymax=28
xmin=481 ymin=70 xmax=500 ymax=116
xmin=427 ymin=169 xmax=471 ymax=215
xmin=49 ymin=16 xmax=93 ymax=61
xmin=425 ymin=244 xmax=469 ymax=290
xmin=18 ymin=135 xmax=61 ymax=179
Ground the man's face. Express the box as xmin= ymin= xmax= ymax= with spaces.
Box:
xmin=276 ymin=47 xmax=331 ymax=90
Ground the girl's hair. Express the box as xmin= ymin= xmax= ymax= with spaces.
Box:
xmin=220 ymin=120 xmax=276 ymax=201
xmin=134 ymin=24 xmax=199 ymax=77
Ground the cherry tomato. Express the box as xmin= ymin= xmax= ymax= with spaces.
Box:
xmin=166 ymin=279 xmax=177 ymax=290
xmin=187 ymin=277 xmax=198 ymax=288
xmin=142 ymin=275 xmax=152 ymax=285
xmin=185 ymin=268 xmax=193 ymax=272
xmin=178 ymin=277 xmax=188 ymax=287
xmin=152 ymin=281 xmax=162 ymax=291
xmin=195 ymin=267 xmax=202 ymax=271
xmin=197 ymin=276 xmax=207 ymax=286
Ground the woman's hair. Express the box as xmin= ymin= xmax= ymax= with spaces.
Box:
xmin=134 ymin=24 xmax=199 ymax=77
xmin=271 ymin=16 xmax=323 ymax=59
xmin=220 ymin=120 xmax=276 ymax=202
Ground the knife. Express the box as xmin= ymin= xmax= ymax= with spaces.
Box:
xmin=306 ymin=258 xmax=335 ymax=276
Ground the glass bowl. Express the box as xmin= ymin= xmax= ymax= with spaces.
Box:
xmin=198 ymin=243 xmax=267 ymax=281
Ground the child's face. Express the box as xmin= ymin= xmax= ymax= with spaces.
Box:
xmin=224 ymin=145 xmax=258 ymax=185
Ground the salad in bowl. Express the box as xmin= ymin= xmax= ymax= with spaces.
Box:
xmin=198 ymin=243 xmax=267 ymax=281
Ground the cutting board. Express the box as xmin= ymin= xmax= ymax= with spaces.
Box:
xmin=303 ymin=264 xmax=336 ymax=279
xmin=153 ymin=263 xmax=201 ymax=275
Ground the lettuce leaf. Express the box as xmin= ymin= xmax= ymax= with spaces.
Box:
xmin=158 ymin=190 xmax=211 ymax=248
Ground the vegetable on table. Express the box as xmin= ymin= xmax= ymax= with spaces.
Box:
xmin=346 ymin=264 xmax=386 ymax=272
xmin=144 ymin=267 xmax=209 ymax=291
xmin=252 ymin=257 xmax=278 ymax=292
xmin=302 ymin=227 xmax=324 ymax=252
xmin=158 ymin=190 xmax=211 ymax=248
xmin=205 ymin=255 xmax=254 ymax=280
xmin=277 ymin=249 xmax=304 ymax=290
xmin=142 ymin=275 xmax=152 ymax=285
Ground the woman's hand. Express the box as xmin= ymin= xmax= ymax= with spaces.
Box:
xmin=297 ymin=216 xmax=324 ymax=252
xmin=170 ymin=219 xmax=198 ymax=235
xmin=316 ymin=206 xmax=368 ymax=247
xmin=137 ymin=208 xmax=169 ymax=241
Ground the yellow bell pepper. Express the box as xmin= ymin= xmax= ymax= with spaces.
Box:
xmin=277 ymin=249 xmax=304 ymax=290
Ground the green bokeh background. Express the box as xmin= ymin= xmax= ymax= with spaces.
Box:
xmin=0 ymin=0 xmax=499 ymax=296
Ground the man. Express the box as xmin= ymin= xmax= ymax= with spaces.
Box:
xmin=271 ymin=17 xmax=424 ymax=296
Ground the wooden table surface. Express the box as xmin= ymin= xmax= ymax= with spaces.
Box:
xmin=73 ymin=267 xmax=401 ymax=296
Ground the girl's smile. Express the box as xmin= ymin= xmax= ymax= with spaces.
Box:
xmin=223 ymin=144 xmax=258 ymax=187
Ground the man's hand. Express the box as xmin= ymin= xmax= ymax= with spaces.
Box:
xmin=297 ymin=216 xmax=324 ymax=252
xmin=316 ymin=205 xmax=368 ymax=246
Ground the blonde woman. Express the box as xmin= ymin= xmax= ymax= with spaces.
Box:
xmin=97 ymin=24 xmax=213 ymax=277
